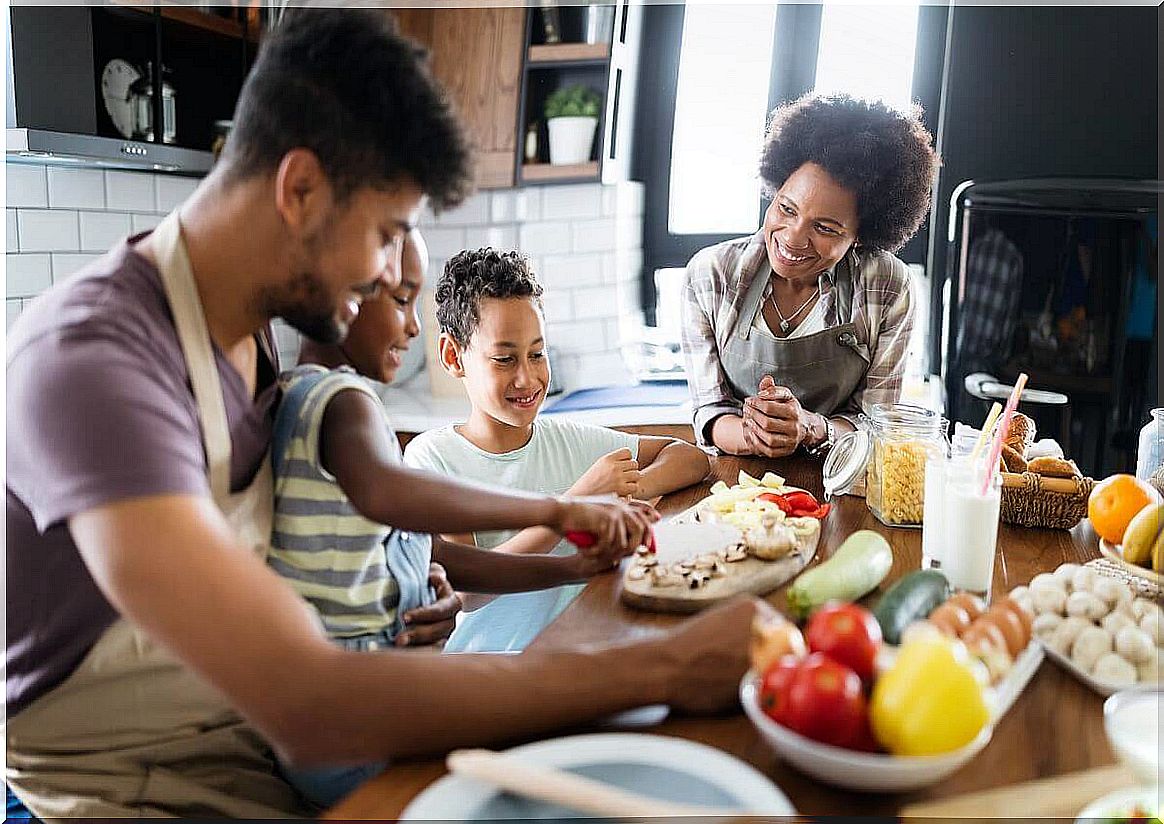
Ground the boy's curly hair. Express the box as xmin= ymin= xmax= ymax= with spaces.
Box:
xmin=759 ymin=94 xmax=940 ymax=253
xmin=435 ymin=248 xmax=544 ymax=346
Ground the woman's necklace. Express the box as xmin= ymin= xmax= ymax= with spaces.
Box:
xmin=769 ymin=282 xmax=821 ymax=334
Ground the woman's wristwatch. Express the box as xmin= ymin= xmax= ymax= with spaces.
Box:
xmin=804 ymin=413 xmax=836 ymax=457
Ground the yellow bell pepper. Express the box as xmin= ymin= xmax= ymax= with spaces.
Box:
xmin=871 ymin=635 xmax=990 ymax=756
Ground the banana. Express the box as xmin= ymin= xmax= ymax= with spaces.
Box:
xmin=1122 ymin=503 xmax=1162 ymax=568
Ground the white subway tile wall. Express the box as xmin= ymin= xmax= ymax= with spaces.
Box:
xmin=47 ymin=167 xmax=105 ymax=209
xmin=106 ymin=171 xmax=156 ymax=211
xmin=7 ymin=162 xmax=645 ymax=394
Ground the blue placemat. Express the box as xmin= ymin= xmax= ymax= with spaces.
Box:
xmin=542 ymin=380 xmax=689 ymax=414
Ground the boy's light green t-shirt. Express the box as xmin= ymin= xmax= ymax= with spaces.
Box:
xmin=402 ymin=417 xmax=639 ymax=552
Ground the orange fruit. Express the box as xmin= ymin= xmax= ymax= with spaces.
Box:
xmin=1088 ymin=474 xmax=1163 ymax=544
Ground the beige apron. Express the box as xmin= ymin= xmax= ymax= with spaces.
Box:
xmin=5 ymin=211 xmax=308 ymax=819
xmin=720 ymin=251 xmax=871 ymax=417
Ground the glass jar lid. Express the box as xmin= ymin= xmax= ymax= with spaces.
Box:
xmin=822 ymin=428 xmax=871 ymax=501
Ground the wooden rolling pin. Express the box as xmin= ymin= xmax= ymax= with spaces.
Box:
xmin=446 ymin=749 xmax=751 ymax=818
xmin=1000 ymin=471 xmax=1086 ymax=494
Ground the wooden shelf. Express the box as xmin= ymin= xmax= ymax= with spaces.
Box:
xmin=521 ymin=161 xmax=600 ymax=182
xmin=111 ymin=1 xmax=258 ymax=41
xmin=528 ymin=42 xmax=610 ymax=64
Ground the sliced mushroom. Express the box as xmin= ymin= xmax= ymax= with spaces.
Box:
xmin=636 ymin=556 xmax=658 ymax=569
xmin=724 ymin=548 xmax=749 ymax=563
xmin=687 ymin=570 xmax=711 ymax=589
xmin=626 ymin=567 xmax=647 ymax=581
xmin=651 ymin=570 xmax=684 ymax=588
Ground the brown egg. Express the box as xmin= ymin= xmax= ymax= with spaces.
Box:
xmin=983 ymin=605 xmax=1026 ymax=657
xmin=929 ymin=603 xmax=972 ymax=637
xmin=947 ymin=592 xmax=986 ymax=622
xmin=995 ymin=597 xmax=1033 ymax=648
xmin=962 ymin=618 xmax=1008 ymax=656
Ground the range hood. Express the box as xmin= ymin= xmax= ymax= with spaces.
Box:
xmin=6 ymin=128 xmax=213 ymax=176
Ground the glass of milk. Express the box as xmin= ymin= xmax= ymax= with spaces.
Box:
xmin=941 ymin=462 xmax=1003 ymax=600
xmin=921 ymin=430 xmax=977 ymax=571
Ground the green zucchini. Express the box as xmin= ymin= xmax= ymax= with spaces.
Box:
xmin=787 ymin=530 xmax=893 ymax=619
xmin=873 ymin=569 xmax=951 ymax=645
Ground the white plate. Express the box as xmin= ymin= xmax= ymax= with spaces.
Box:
xmin=991 ymin=640 xmax=1045 ymax=719
xmin=400 ymin=733 xmax=795 ymax=820
xmin=1043 ymin=642 xmax=1126 ymax=697
xmin=1075 ymin=784 xmax=1161 ymax=822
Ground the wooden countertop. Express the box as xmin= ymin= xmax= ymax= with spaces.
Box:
xmin=327 ymin=454 xmax=1112 ymax=819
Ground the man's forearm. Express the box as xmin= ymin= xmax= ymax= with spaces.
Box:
xmin=432 ymin=536 xmax=583 ymax=593
xmin=290 ymin=635 xmax=674 ymax=764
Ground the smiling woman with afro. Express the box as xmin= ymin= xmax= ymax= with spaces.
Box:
xmin=680 ymin=94 xmax=940 ymax=459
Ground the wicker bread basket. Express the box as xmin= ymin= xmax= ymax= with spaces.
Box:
xmin=999 ymin=471 xmax=1094 ymax=530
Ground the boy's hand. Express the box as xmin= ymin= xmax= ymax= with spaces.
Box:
xmin=556 ymin=497 xmax=659 ymax=559
xmin=397 ymin=563 xmax=462 ymax=647
xmin=568 ymin=448 xmax=642 ymax=498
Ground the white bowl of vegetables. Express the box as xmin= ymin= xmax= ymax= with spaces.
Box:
xmin=741 ymin=670 xmax=992 ymax=793
xmin=742 ymin=532 xmax=1004 ymax=792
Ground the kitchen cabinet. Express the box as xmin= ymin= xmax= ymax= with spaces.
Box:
xmin=393 ymin=7 xmax=525 ymax=190
xmin=393 ymin=3 xmax=639 ymax=189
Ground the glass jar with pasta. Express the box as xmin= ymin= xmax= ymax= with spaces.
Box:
xmin=865 ymin=403 xmax=948 ymax=528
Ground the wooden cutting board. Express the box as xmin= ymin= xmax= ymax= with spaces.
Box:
xmin=620 ymin=519 xmax=820 ymax=614
xmin=899 ymin=765 xmax=1138 ymax=819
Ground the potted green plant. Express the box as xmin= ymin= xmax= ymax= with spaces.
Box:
xmin=544 ymin=84 xmax=601 ymax=165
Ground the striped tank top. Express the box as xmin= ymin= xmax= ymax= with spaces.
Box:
xmin=269 ymin=364 xmax=433 ymax=640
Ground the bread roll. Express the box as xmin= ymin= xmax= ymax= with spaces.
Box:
xmin=1027 ymin=456 xmax=1081 ymax=478
xmin=1000 ymin=444 xmax=1029 ymax=473
xmin=1005 ymin=412 xmax=1036 ymax=455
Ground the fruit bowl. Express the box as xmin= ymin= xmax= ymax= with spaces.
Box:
xmin=739 ymin=670 xmax=992 ymax=793
xmin=1099 ymin=539 xmax=1164 ymax=587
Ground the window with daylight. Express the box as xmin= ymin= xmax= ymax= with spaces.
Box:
xmin=667 ymin=3 xmax=777 ymax=236
xmin=813 ymin=3 xmax=921 ymax=113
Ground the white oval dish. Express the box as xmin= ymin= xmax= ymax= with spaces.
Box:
xmin=740 ymin=670 xmax=992 ymax=793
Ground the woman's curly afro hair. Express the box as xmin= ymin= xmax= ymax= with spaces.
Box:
xmin=759 ymin=94 xmax=940 ymax=254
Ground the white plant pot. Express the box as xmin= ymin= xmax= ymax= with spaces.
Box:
xmin=547 ymin=116 xmax=598 ymax=165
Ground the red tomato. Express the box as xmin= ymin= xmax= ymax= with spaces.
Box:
xmin=805 ymin=603 xmax=883 ymax=684
xmin=780 ymin=653 xmax=868 ymax=748
xmin=757 ymin=655 xmax=801 ymax=726
xmin=848 ymin=714 xmax=883 ymax=753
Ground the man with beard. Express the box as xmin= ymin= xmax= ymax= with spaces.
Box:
xmin=5 ymin=10 xmax=762 ymax=819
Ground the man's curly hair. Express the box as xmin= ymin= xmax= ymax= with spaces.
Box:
xmin=435 ymin=248 xmax=544 ymax=346
xmin=759 ymin=94 xmax=939 ymax=253
xmin=223 ymin=9 xmax=473 ymax=211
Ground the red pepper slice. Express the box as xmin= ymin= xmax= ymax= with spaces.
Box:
xmin=782 ymin=490 xmax=820 ymax=511
xmin=790 ymin=503 xmax=832 ymax=520
xmin=758 ymin=492 xmax=794 ymax=514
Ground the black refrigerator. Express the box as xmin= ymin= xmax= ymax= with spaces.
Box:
xmin=942 ymin=178 xmax=1160 ymax=477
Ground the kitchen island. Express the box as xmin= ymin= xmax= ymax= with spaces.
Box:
xmin=327 ymin=453 xmax=1123 ymax=818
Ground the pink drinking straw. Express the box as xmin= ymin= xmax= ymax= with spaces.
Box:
xmin=981 ymin=372 xmax=1029 ymax=497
